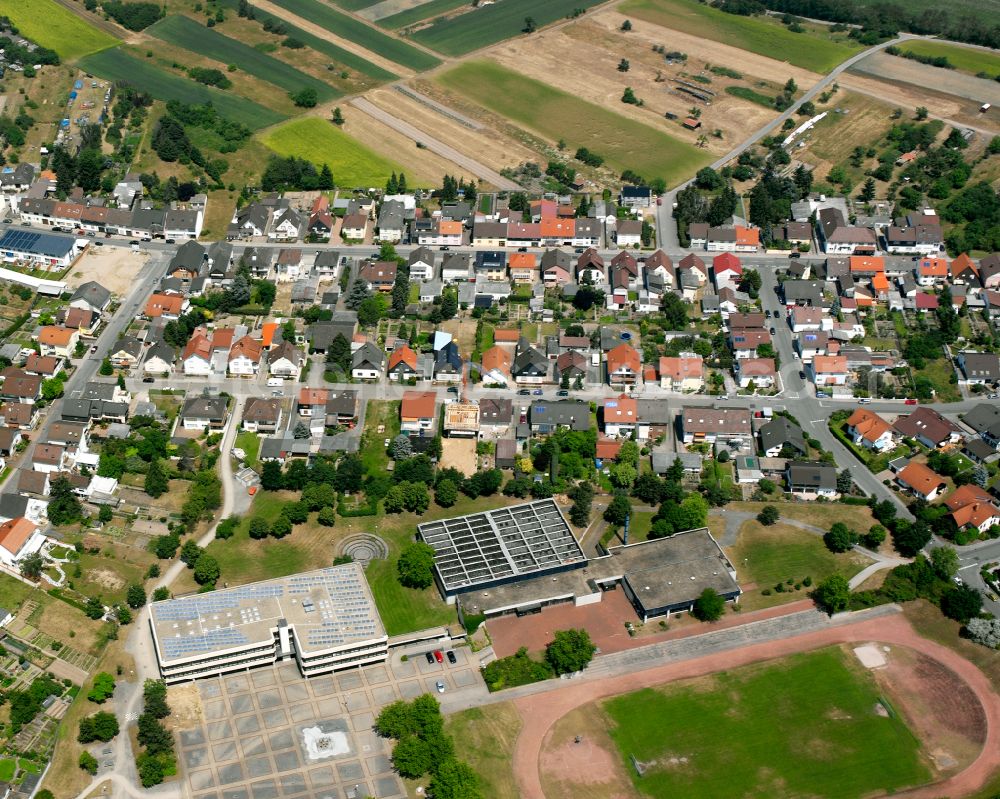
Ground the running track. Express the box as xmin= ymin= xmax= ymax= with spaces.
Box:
xmin=511 ymin=613 xmax=1000 ymax=799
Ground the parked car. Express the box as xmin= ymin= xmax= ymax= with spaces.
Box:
xmin=142 ymin=377 xmax=155 ymax=383
xmin=816 ymin=391 xmax=829 ymax=398
xmin=425 ymin=652 xmax=435 ymax=664
xmin=556 ymin=389 xmax=569 ymax=397
xmin=517 ymin=389 xmax=531 ymax=396
xmin=789 ymin=252 xmax=801 ymax=258
xmin=434 ymin=650 xmax=443 ymax=663
xmin=435 ymin=680 xmax=445 ymax=693
xmin=798 ymin=370 xmax=806 ymax=380
xmin=165 ymin=238 xmax=176 ymax=244
xmin=764 ymin=310 xmax=770 ymax=318
xmin=447 ymin=386 xmax=459 ymax=394
xmin=859 ymin=398 xmax=872 ymax=404
xmin=532 ymin=389 xmax=543 ymax=396
xmin=769 ymin=327 xmax=775 ymax=334
xmin=989 ymin=393 xmax=1000 ymax=400
xmin=446 ymin=650 xmax=457 ymax=664
xmin=905 ymin=398 xmax=919 ymax=405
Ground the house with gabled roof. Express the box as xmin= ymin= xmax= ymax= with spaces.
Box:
xmin=846 ymin=407 xmax=896 ymax=451
xmin=951 ymin=253 xmax=980 ymax=285
xmin=182 ymin=332 xmax=214 ymax=376
xmin=242 ymin=397 xmax=283 ymax=433
xmin=228 ymin=336 xmax=263 ymax=377
xmin=896 ymin=461 xmax=946 ymax=501
xmin=893 ymin=407 xmax=962 ymax=449
xmin=603 ymin=394 xmax=638 ymax=437
xmin=481 ymin=346 xmax=513 ymax=387
xmin=388 ymin=345 xmax=418 ymax=382
xmin=268 ymin=340 xmax=303 ymax=379
xmin=606 ymin=343 xmax=642 ymax=389
xmin=351 ymin=342 xmax=384 ymax=381
xmin=512 ymin=338 xmax=548 ymax=384
xmin=576 ymin=248 xmax=605 ymax=285
xmin=658 ymin=356 xmax=703 ymax=392
xmin=946 ymin=485 xmax=1000 ymax=534
xmin=401 ymin=391 xmax=437 ymax=434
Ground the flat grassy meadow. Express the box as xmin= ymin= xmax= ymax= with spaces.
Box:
xmin=408 ymin=0 xmax=605 ymax=55
xmin=79 ymin=48 xmax=287 ymax=130
xmin=266 ymin=0 xmax=441 ymax=71
xmin=4 ymin=0 xmax=118 ymax=60
xmin=895 ymin=40 xmax=1000 ymax=78
xmin=437 ymin=60 xmax=711 ymax=186
xmin=620 ymin=0 xmax=860 ymax=73
xmin=261 ymin=117 xmax=408 ymax=187
xmin=147 ymin=15 xmax=339 ymax=101
xmin=604 ymin=647 xmax=931 ymax=798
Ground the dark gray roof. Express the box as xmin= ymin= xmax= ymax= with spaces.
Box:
xmin=70 ymin=280 xmax=111 ymax=310
xmin=512 ymin=339 xmax=548 ymax=376
xmin=434 ymin=341 xmax=462 ymax=373
xmin=181 ymin=396 xmax=228 ymax=421
xmin=352 ymin=342 xmax=384 ymax=371
xmin=529 ymin=400 xmax=591 ymax=431
xmin=963 ymin=404 xmax=1000 ymax=437
xmin=759 ymin=416 xmax=807 ymax=454
xmin=786 ymin=461 xmax=836 ymax=489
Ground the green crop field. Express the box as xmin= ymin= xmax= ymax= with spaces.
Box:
xmin=604 ymin=648 xmax=930 ymax=798
xmin=148 ymin=15 xmax=338 ymax=100
xmin=246 ymin=6 xmax=397 ymax=81
xmin=726 ymin=85 xmax=775 ymax=107
xmin=896 ymin=40 xmax=1000 ymax=78
xmin=79 ymin=48 xmax=287 ymax=130
xmin=261 ymin=117 xmax=408 ymax=187
xmin=854 ymin=0 xmax=1000 ymax=26
xmin=620 ymin=0 xmax=861 ymax=73
xmin=331 ymin=0 xmax=382 ymax=9
xmin=4 ymin=0 xmax=118 ymax=60
xmin=379 ymin=0 xmax=471 ymax=30
xmin=266 ymin=0 xmax=440 ymax=71
xmin=438 ymin=61 xmax=711 ymax=186
xmin=409 ymin=0 xmax=604 ymax=55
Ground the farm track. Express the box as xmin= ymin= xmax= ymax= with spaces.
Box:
xmin=508 ymin=608 xmax=1000 ymax=799
xmin=349 ymin=96 xmax=520 ymax=188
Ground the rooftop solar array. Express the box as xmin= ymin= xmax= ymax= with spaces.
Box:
xmin=0 ymin=229 xmax=76 ymax=258
xmin=418 ymin=499 xmax=587 ymax=592
xmin=150 ymin=565 xmax=385 ymax=664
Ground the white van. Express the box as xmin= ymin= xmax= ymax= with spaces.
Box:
xmin=266 ymin=377 xmax=283 ymax=387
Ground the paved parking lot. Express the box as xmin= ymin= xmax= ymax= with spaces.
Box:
xmin=176 ymin=646 xmax=484 ymax=799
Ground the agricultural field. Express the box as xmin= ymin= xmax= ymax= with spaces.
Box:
xmin=600 ymin=648 xmax=931 ymax=799
xmin=79 ymin=48 xmax=287 ymax=130
xmin=261 ymin=117 xmax=410 ymax=187
xmin=853 ymin=0 xmax=1000 ymax=26
xmin=330 ymin=0 xmax=381 ymax=9
xmin=619 ymin=0 xmax=861 ymax=74
xmin=265 ymin=0 xmax=441 ymax=71
xmin=408 ymin=0 xmax=604 ymax=56
xmin=378 ymin=0 xmax=471 ymax=29
xmin=437 ymin=60 xmax=712 ymax=186
xmin=147 ymin=15 xmax=339 ymax=101
xmin=3 ymin=0 xmax=118 ymax=60
xmin=893 ymin=40 xmax=1000 ymax=78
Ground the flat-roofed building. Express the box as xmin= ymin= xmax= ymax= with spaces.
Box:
xmin=148 ymin=565 xmax=387 ymax=683
xmin=444 ymin=402 xmax=480 ymax=437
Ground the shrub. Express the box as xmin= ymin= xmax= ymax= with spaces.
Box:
xmin=966 ymin=617 xmax=1000 ymax=648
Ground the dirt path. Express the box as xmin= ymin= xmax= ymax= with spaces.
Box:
xmin=250 ymin=0 xmax=415 ymax=78
xmin=511 ymin=612 xmax=1000 ymax=799
xmin=349 ymin=96 xmax=520 ymax=188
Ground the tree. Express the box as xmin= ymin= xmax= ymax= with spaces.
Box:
xmin=813 ymin=575 xmax=850 ymax=614
xmin=126 ymin=583 xmax=147 ymax=609
xmin=292 ymin=420 xmax=310 ymax=439
xmin=98 ymin=505 xmax=113 ymax=524
xmin=143 ymin=679 xmax=171 ymax=719
xmin=435 ymin=478 xmax=458 ymax=508
xmin=85 ymin=596 xmax=105 ymax=620
xmin=966 ymin=618 xmax=1000 ymax=649
xmin=633 ymin=472 xmax=665 ymax=505
xmin=915 ymin=106 xmax=929 ymax=120
xmin=545 ymin=629 xmax=596 ymax=674
xmin=784 ymin=78 xmax=797 ymax=94
xmin=390 ymin=434 xmax=413 ymax=460
xmin=193 ymin=553 xmax=220 ymax=585
xmin=692 ymin=588 xmax=725 ymax=621
xmin=248 ymin=517 xmax=270 ymax=540
xmin=862 ymin=524 xmax=886 ymax=549
xmin=621 ymin=87 xmax=639 ymax=105
xmin=931 ymin=546 xmax=959 ymax=580
xmin=144 ymin=457 xmax=169 ymax=498
xmin=397 ymin=542 xmax=435 ymax=589
xmin=620 ymin=18 xmax=632 ymax=30
xmin=87 ymin=673 xmax=116 ymax=704
xmin=391 ymin=735 xmax=433 ymax=778
xmin=836 ymin=470 xmax=853 ymax=495
xmin=79 ymin=751 xmax=98 ymax=775
xmin=137 ymin=712 xmax=173 ymax=755
xmin=271 ymin=515 xmax=293 ymax=538
xmin=48 ymin=476 xmax=82 ymax=525
xmin=893 ymin=519 xmax=931 ymax=557
xmin=617 ymin=58 xmax=630 ymax=72
xmin=609 ymin=462 xmax=637 ymax=489
xmin=290 ymin=87 xmax=318 ymax=107
xmin=19 ymin=552 xmax=44 ymax=581
xmin=604 ymin=494 xmax=631 ymax=526
xmin=568 ymin=482 xmax=594 ymax=527
xmin=99 ymin=357 xmax=114 ymax=376
xmin=859 ymin=177 xmax=876 ymax=202
xmin=261 ymin=460 xmax=284 ymax=491
xmin=824 ymin=522 xmax=856 ymax=553
xmin=180 ymin=539 xmax=203 ymax=568
xmin=941 ymin=584 xmax=982 ymax=623
xmin=429 ymin=758 xmax=483 ymax=799
xmin=317 ymin=506 xmax=337 ymax=526
xmin=523 ymin=15 xmax=536 ymax=32
xmin=138 ymin=754 xmax=164 ymax=787
xmin=78 ymin=711 xmax=119 ymax=743
xmin=756 ymin=505 xmax=779 ymax=526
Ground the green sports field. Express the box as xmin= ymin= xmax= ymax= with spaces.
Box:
xmin=409 ymin=0 xmax=604 ymax=55
xmin=261 ymin=117 xmax=407 ymax=187
xmin=895 ymin=40 xmax=1000 ymax=78
xmin=266 ymin=0 xmax=441 ymax=71
xmin=604 ymin=648 xmax=931 ymax=799
xmin=379 ymin=0 xmax=471 ymax=30
xmin=620 ymin=0 xmax=861 ymax=73
xmin=438 ymin=61 xmax=711 ymax=186
xmin=79 ymin=48 xmax=287 ymax=130
xmin=147 ymin=15 xmax=338 ymax=100
xmin=4 ymin=0 xmax=118 ymax=60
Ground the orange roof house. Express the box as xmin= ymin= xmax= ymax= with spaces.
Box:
xmin=595 ymin=438 xmax=622 ymax=461
xmin=871 ymin=272 xmax=890 ymax=295
xmin=896 ymin=461 xmax=946 ymax=500
xmin=540 ymin=217 xmax=574 ymax=239
xmin=38 ymin=326 xmax=76 ymax=347
xmin=144 ymin=293 xmax=185 ymax=318
xmin=917 ymin=257 xmax=948 ymax=278
xmin=388 ymin=345 xmax=417 ymax=372
xmin=846 ymin=408 xmax=893 ymax=444
xmin=850 ymin=256 xmax=885 ymax=274
xmin=182 ymin=333 xmax=213 ymax=362
xmin=734 ymin=226 xmax=760 ymax=248
xmin=298 ymin=388 xmax=328 ymax=407
xmin=946 ymin=485 xmax=1000 ymax=532
xmin=604 ymin=394 xmax=638 ymax=425
xmin=951 ymin=253 xmax=979 ymax=280
xmin=509 ymin=252 xmax=537 ymax=270
xmin=812 ymin=355 xmax=848 ymax=374
xmin=401 ymin=390 xmax=437 ymax=420
xmin=0 ymin=517 xmax=40 ymax=560
xmin=438 ymin=219 xmax=462 ymax=236
xmin=481 ymin=346 xmax=512 ymax=376
xmin=229 ymin=336 xmax=263 ymax=363
xmin=261 ymin=322 xmax=279 ymax=348
xmin=493 ymin=328 xmax=521 ymax=344
xmin=606 ymin=343 xmax=641 ymax=375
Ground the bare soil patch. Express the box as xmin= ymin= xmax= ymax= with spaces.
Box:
xmin=540 ymin=705 xmax=638 ymax=799
xmin=65 ymin=247 xmax=147 ymax=296
xmin=88 ymin=568 xmax=125 ymax=591
xmin=440 ymin=437 xmax=477 ymax=474
xmin=165 ymin=683 xmax=204 ymax=731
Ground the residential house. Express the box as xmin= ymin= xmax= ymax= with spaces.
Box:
xmin=0 ymin=371 xmax=41 ymax=405
xmin=615 ymin=219 xmax=643 ymax=247
xmin=144 ymin=343 xmax=175 ymax=376
xmin=554 ymin=350 xmax=587 ymax=386
xmin=893 ymin=407 xmax=963 ymax=449
xmin=957 ymin=351 xmax=1000 ymax=386
xmin=509 ymin=252 xmax=538 ymax=284
xmin=37 ymin=326 xmax=78 ymax=359
xmin=603 ymin=395 xmax=638 ymax=437
xmin=846 ymin=407 xmax=896 ymax=451
xmin=242 ymin=397 xmax=282 ymax=433
xmin=267 ymin=341 xmax=303 ymax=379
xmin=733 ymin=357 xmax=776 ymax=389
xmin=68 ymin=281 xmax=111 ymax=315
xmin=951 ymin=253 xmax=980 ymax=285
xmin=759 ymin=417 xmax=807 ymax=458
xmin=297 ymin=388 xmax=328 ymax=418
xmin=0 ymin=428 xmax=22 ymax=458
xmin=32 ymin=444 xmax=66 ymax=474
xmin=400 ymin=391 xmax=437 ymax=434
xmin=916 ymin=257 xmax=949 ymax=287
xmin=325 ymin=390 xmax=360 ymax=427
xmin=816 ymin=208 xmax=877 ymax=254
xmin=611 ymin=251 xmax=640 ymax=289
xmin=529 ymin=401 xmax=591 ymax=433
xmin=0 ymin=517 xmax=46 ymax=569
xmin=434 ymin=341 xmax=463 ymax=383
xmin=351 ymin=342 xmax=384 ymax=381
xmin=884 ymin=214 xmax=944 ymax=256
xmin=388 ymin=345 xmax=418 ymax=382
xmin=786 ymin=461 xmax=838 ymax=497
xmin=790 ymin=307 xmax=825 ymax=333
xmin=576 ymin=249 xmax=605 ymax=285
xmin=896 ymin=461 xmax=946 ymax=501
xmin=540 ymin=249 xmax=572 ymax=286
xmin=144 ymin=293 xmax=187 ymax=320
xmin=376 ymin=201 xmax=406 ymax=243
xmin=0 ymin=402 xmax=38 ymax=429
xmin=108 ymin=337 xmax=143 ymax=369
xmin=729 ymin=329 xmax=772 ymax=360
xmin=680 ymin=407 xmax=752 ymax=444
xmin=963 ymin=403 xmax=1000 ymax=447
xmin=980 ymin=253 xmax=1000 ymax=290
xmin=479 ymin=398 xmax=512 ymax=434
xmin=620 ymin=186 xmax=652 ymax=208
xmin=23 ymin=354 xmax=62 ymax=379
xmin=606 ymin=343 xmax=641 ymax=389
xmin=728 ymin=312 xmax=765 ymax=331
xmin=441 ymin=253 xmax=473 ymax=283
xmin=481 ymin=346 xmax=513 ymax=387
xmin=341 ymin=213 xmax=370 ymax=241
xmin=359 ymin=260 xmax=397 ymax=292
xmin=229 ymin=202 xmax=271 ymax=239
xmin=712 ymin=252 xmax=742 ymax=291
xmin=512 ymin=339 xmax=548 ymax=384
xmin=407 ymin=247 xmax=436 ymax=282
xmin=809 ymin=355 xmax=848 ymax=386
xmin=946 ymin=485 xmax=1000 ymax=535
xmin=181 ymin=333 xmax=214 ymax=377
xmin=573 ymin=218 xmax=602 ymax=247
xmin=269 ymin=208 xmax=302 ymax=242
xmin=180 ymin=396 xmax=229 ymax=431
xmin=227 ymin=336 xmax=262 ymax=377
xmin=658 ymin=356 xmax=703 ymax=392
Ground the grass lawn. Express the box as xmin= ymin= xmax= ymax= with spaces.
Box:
xmin=899 ymin=41 xmax=1000 ymax=76
xmin=4 ymin=0 xmax=118 ymax=60
xmin=79 ymin=48 xmax=287 ymax=130
xmin=0 ymin=573 xmax=39 ymax=612
xmin=603 ymin=647 xmax=931 ymax=798
xmin=725 ymin=85 xmax=774 ymax=108
xmin=437 ymin=60 xmax=711 ymax=186
xmin=148 ymin=15 xmax=339 ymax=101
xmin=380 ymin=0 xmax=471 ymax=30
xmin=445 ymin=703 xmax=522 ymax=799
xmin=265 ymin=0 xmax=441 ymax=71
xmin=728 ymin=520 xmax=870 ymax=610
xmin=917 ymin=358 xmax=962 ymax=403
xmin=627 ymin=510 xmax=655 ymax=542
xmin=0 ymin=760 xmax=14 ymax=783
xmin=360 ymin=400 xmax=401 ymax=475
xmin=619 ymin=0 xmax=861 ymax=73
xmin=235 ymin=430 xmax=261 ymax=468
xmin=261 ymin=117 xmax=410 ymax=187
xmin=409 ymin=0 xmax=604 ymax=55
